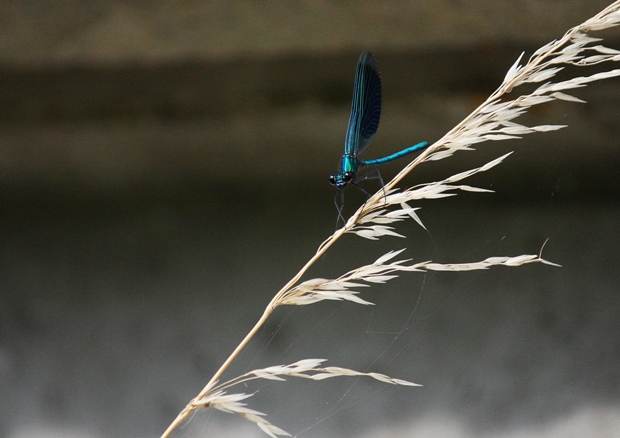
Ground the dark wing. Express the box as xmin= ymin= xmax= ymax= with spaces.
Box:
xmin=344 ymin=51 xmax=382 ymax=156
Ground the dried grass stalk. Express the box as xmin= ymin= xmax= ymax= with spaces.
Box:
xmin=161 ymin=2 xmax=620 ymax=436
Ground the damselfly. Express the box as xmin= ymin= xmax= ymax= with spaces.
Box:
xmin=329 ymin=52 xmax=429 ymax=222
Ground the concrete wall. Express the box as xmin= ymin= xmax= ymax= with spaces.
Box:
xmin=1 ymin=1 xmax=620 ymax=438
xmin=1 ymin=1 xmax=610 ymax=65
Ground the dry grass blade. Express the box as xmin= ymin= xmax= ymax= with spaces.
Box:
xmin=189 ymin=359 xmax=420 ymax=437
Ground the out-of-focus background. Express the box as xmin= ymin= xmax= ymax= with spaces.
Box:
xmin=1 ymin=1 xmax=620 ymax=437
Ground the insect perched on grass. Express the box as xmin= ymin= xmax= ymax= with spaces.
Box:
xmin=329 ymin=51 xmax=429 ymax=223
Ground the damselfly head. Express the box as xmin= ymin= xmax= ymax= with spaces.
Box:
xmin=329 ymin=172 xmax=355 ymax=189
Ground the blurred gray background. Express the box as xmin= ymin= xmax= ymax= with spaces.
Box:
xmin=1 ymin=1 xmax=620 ymax=437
